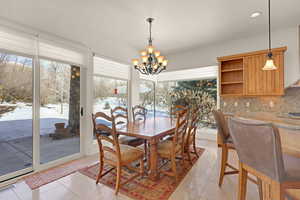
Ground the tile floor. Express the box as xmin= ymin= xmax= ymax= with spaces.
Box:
xmin=0 ymin=139 xmax=294 ymax=200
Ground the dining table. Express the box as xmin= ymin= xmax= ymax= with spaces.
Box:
xmin=116 ymin=116 xmax=176 ymax=181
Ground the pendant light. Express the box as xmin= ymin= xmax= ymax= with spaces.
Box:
xmin=263 ymin=0 xmax=277 ymax=70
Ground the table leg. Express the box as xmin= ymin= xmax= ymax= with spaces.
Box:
xmin=149 ymin=139 xmax=158 ymax=181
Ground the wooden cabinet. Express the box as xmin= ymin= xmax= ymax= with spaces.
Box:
xmin=218 ymin=47 xmax=286 ymax=96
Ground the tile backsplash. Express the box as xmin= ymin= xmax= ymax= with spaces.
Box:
xmin=220 ymin=80 xmax=300 ymax=115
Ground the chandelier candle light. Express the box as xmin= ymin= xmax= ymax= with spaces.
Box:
xmin=132 ymin=18 xmax=167 ymax=75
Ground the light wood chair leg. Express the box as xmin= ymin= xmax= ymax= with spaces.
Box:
xmin=193 ymin=135 xmax=199 ymax=157
xmin=181 ymin=149 xmax=186 ymax=166
xmin=115 ymin=166 xmax=122 ymax=195
xmin=271 ymin=182 xmax=285 ymax=200
xmin=140 ymin=158 xmax=144 ymax=176
xmin=144 ymin=140 xmax=147 ymax=157
xmin=218 ymin=145 xmax=229 ymax=187
xmin=96 ymin=160 xmax=104 ymax=184
xmin=238 ymin=163 xmax=248 ymax=200
xmin=257 ymin=177 xmax=263 ymax=200
xmin=171 ymin=155 xmax=178 ymax=183
xmin=186 ymin=145 xmax=193 ymax=165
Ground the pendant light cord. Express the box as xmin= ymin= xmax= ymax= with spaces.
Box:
xmin=148 ymin=18 xmax=153 ymax=46
xmin=268 ymin=0 xmax=271 ymax=53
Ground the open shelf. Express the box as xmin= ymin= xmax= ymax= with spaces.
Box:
xmin=221 ymin=68 xmax=243 ymax=73
xmin=221 ymin=81 xmax=243 ymax=85
xmin=220 ymin=58 xmax=244 ymax=96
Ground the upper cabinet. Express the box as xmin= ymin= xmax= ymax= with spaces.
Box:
xmin=218 ymin=47 xmax=286 ymax=96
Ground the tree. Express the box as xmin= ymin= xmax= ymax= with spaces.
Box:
xmin=169 ymin=79 xmax=217 ymax=127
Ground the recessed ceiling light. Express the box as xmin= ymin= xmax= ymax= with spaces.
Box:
xmin=250 ymin=11 xmax=262 ymax=18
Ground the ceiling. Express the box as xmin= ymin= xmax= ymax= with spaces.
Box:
xmin=0 ymin=0 xmax=299 ymax=62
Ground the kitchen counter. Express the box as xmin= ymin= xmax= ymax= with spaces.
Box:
xmin=231 ymin=112 xmax=300 ymax=158
xmin=235 ymin=112 xmax=300 ymax=130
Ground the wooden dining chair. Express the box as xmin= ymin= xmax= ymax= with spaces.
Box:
xmin=93 ymin=112 xmax=144 ymax=194
xmin=111 ymin=106 xmax=144 ymax=147
xmin=132 ymin=105 xmax=147 ymax=121
xmin=228 ymin=117 xmax=300 ymax=200
xmin=185 ymin=106 xmax=200 ymax=164
xmin=157 ymin=108 xmax=189 ymax=182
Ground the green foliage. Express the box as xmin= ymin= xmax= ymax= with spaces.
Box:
xmin=169 ymin=79 xmax=217 ymax=127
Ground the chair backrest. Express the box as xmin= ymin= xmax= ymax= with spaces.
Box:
xmin=92 ymin=112 xmax=121 ymax=163
xmin=132 ymin=105 xmax=147 ymax=121
xmin=212 ymin=110 xmax=231 ymax=144
xmin=228 ymin=117 xmax=285 ymax=182
xmin=111 ymin=106 xmax=128 ymax=125
xmin=172 ymin=108 xmax=189 ymax=150
xmin=186 ymin=106 xmax=200 ymax=144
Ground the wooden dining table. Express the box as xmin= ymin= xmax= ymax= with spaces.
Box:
xmin=116 ymin=116 xmax=176 ymax=181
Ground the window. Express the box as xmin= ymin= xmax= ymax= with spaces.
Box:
xmin=155 ymin=81 xmax=176 ymax=117
xmin=139 ymin=79 xmax=155 ymax=116
xmin=39 ymin=59 xmax=81 ymax=164
xmin=93 ymin=76 xmax=128 ymax=115
xmin=156 ymin=79 xmax=217 ymax=127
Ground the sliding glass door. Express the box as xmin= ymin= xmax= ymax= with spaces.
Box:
xmin=39 ymin=59 xmax=81 ymax=164
xmin=0 ymin=52 xmax=33 ymax=179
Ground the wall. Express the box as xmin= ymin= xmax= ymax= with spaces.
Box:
xmin=220 ymin=84 xmax=300 ymax=115
xmin=167 ymin=26 xmax=300 ymax=87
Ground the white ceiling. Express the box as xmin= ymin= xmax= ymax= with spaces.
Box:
xmin=0 ymin=0 xmax=300 ymax=62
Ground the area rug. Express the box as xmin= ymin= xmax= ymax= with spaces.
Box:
xmin=79 ymin=147 xmax=205 ymax=200
xmin=24 ymin=158 xmax=97 ymax=190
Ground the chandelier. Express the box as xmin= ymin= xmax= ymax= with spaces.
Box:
xmin=132 ymin=18 xmax=167 ymax=75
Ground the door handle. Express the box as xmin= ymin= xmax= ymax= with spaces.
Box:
xmin=80 ymin=107 xmax=84 ymax=116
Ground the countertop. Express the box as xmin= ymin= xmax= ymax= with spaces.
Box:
xmin=233 ymin=112 xmax=300 ymax=130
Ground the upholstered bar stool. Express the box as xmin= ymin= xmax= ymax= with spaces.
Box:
xmin=229 ymin=117 xmax=300 ymax=200
xmin=213 ymin=110 xmax=239 ymax=186
xmin=213 ymin=110 xmax=263 ymax=200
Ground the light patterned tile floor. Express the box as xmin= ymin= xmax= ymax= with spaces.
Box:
xmin=0 ymin=139 xmax=266 ymax=200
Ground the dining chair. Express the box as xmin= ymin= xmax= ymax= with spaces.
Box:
xmin=111 ymin=106 xmax=144 ymax=147
xmin=157 ymin=108 xmax=189 ymax=182
xmin=228 ymin=117 xmax=300 ymax=200
xmin=185 ymin=106 xmax=200 ymax=164
xmin=93 ymin=112 xmax=144 ymax=194
xmin=132 ymin=105 xmax=149 ymax=165
xmin=132 ymin=105 xmax=147 ymax=121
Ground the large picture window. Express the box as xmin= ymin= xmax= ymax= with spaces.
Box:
xmin=139 ymin=79 xmax=155 ymax=116
xmin=156 ymin=79 xmax=217 ymax=127
xmin=93 ymin=76 xmax=128 ymax=115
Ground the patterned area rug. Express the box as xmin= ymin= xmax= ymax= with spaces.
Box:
xmin=24 ymin=158 xmax=97 ymax=190
xmin=79 ymin=148 xmax=205 ymax=200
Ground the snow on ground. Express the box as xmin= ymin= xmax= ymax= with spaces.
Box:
xmin=0 ymin=103 xmax=69 ymax=141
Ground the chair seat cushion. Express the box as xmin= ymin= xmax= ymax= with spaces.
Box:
xmin=104 ymin=144 xmax=144 ymax=164
xmin=157 ymin=140 xmax=181 ymax=157
xmin=119 ymin=135 xmax=144 ymax=147
xmin=283 ymin=153 xmax=300 ymax=182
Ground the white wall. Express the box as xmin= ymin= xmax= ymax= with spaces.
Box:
xmin=167 ymin=26 xmax=300 ymax=87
